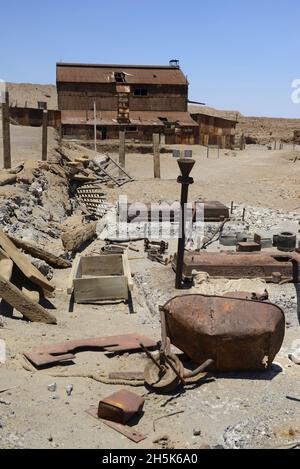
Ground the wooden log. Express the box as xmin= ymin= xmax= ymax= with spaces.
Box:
xmin=0 ymin=172 xmax=17 ymax=186
xmin=0 ymin=274 xmax=56 ymax=324
xmin=61 ymin=221 xmax=97 ymax=252
xmin=0 ymin=229 xmax=55 ymax=293
xmin=7 ymin=235 xmax=72 ymax=269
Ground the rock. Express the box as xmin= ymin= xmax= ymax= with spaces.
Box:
xmin=193 ymin=428 xmax=201 ymax=436
xmin=47 ymin=383 xmax=57 ymax=392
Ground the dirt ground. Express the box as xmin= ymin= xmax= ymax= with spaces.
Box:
xmin=0 ymin=124 xmax=300 ymax=449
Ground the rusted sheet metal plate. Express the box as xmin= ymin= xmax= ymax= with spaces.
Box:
xmin=98 ymin=389 xmax=145 ymax=424
xmin=173 ymin=251 xmax=300 ymax=283
xmin=86 ymin=406 xmax=146 ymax=443
xmin=24 ymin=333 xmax=157 ymax=367
xmin=162 ymin=294 xmax=285 ymax=371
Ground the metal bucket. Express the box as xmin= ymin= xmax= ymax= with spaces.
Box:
xmin=162 ymin=294 xmax=285 ymax=371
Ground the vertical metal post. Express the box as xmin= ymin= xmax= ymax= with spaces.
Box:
xmin=231 ymin=201 xmax=234 ymax=214
xmin=42 ymin=110 xmax=48 ymax=161
xmin=2 ymin=91 xmax=11 ymax=169
xmin=94 ymin=100 xmax=97 ymax=153
xmin=175 ymin=158 xmax=195 ymax=289
xmin=119 ymin=129 xmax=126 ymax=168
xmin=153 ymin=133 xmax=160 ymax=179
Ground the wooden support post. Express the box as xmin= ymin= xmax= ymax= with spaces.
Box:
xmin=153 ymin=133 xmax=160 ymax=179
xmin=2 ymin=91 xmax=11 ymax=169
xmin=240 ymin=134 xmax=245 ymax=151
xmin=119 ymin=129 xmax=125 ymax=168
xmin=42 ymin=109 xmax=48 ymax=161
xmin=207 ymin=146 xmax=209 ymax=159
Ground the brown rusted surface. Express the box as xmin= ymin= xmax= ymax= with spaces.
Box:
xmin=98 ymin=389 xmax=144 ymax=424
xmin=173 ymin=251 xmax=300 ymax=283
xmin=86 ymin=406 xmax=146 ymax=443
xmin=24 ymin=333 xmax=157 ymax=367
xmin=162 ymin=294 xmax=285 ymax=371
xmin=237 ymin=242 xmax=262 ymax=252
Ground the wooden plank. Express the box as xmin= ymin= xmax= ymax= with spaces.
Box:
xmin=122 ymin=253 xmax=134 ymax=291
xmin=67 ymin=254 xmax=81 ymax=295
xmin=80 ymin=255 xmax=123 ymax=276
xmin=0 ymin=274 xmax=57 ymax=324
xmin=0 ymin=229 xmax=55 ymax=293
xmin=73 ymin=276 xmax=128 ymax=303
xmin=0 ymin=248 xmax=13 ymax=281
xmin=22 ymin=285 xmax=40 ymax=303
xmin=7 ymin=235 xmax=72 ymax=269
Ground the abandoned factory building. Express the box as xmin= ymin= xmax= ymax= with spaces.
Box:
xmin=57 ymin=61 xmax=199 ymax=144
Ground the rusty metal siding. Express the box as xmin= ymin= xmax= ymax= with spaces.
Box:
xmin=191 ymin=113 xmax=237 ymax=149
xmin=57 ymin=82 xmax=187 ymax=112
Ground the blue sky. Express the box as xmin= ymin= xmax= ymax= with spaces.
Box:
xmin=1 ymin=0 xmax=300 ymax=117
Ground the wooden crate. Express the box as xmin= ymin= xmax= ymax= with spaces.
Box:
xmin=73 ymin=254 xmax=129 ymax=303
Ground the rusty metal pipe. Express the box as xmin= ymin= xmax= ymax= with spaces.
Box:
xmin=184 ymin=358 xmax=214 ymax=379
xmin=140 ymin=343 xmax=165 ymax=373
xmin=175 ymin=158 xmax=195 ymax=289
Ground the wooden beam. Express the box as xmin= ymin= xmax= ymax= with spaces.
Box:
xmin=0 ymin=229 xmax=55 ymax=293
xmin=42 ymin=110 xmax=48 ymax=161
xmin=61 ymin=221 xmax=97 ymax=252
xmin=2 ymin=91 xmax=11 ymax=169
xmin=7 ymin=235 xmax=72 ymax=269
xmin=119 ymin=129 xmax=126 ymax=169
xmin=0 ymin=274 xmax=56 ymax=324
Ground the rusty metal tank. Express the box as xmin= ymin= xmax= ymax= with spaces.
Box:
xmin=162 ymin=294 xmax=285 ymax=372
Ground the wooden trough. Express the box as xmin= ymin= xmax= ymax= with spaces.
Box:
xmin=71 ymin=254 xmax=132 ymax=303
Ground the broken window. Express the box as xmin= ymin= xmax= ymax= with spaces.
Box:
xmin=114 ymin=72 xmax=126 ymax=83
xmin=134 ymin=88 xmax=148 ymax=97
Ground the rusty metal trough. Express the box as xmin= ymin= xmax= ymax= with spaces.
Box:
xmin=172 ymin=251 xmax=300 ymax=283
xmin=161 ymin=294 xmax=285 ymax=372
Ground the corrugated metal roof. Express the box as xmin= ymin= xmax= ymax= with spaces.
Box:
xmin=190 ymin=112 xmax=238 ymax=124
xmin=61 ymin=110 xmax=198 ymax=127
xmin=56 ymin=63 xmax=188 ymax=85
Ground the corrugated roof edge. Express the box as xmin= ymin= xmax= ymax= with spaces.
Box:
xmin=56 ymin=63 xmax=180 ymax=69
